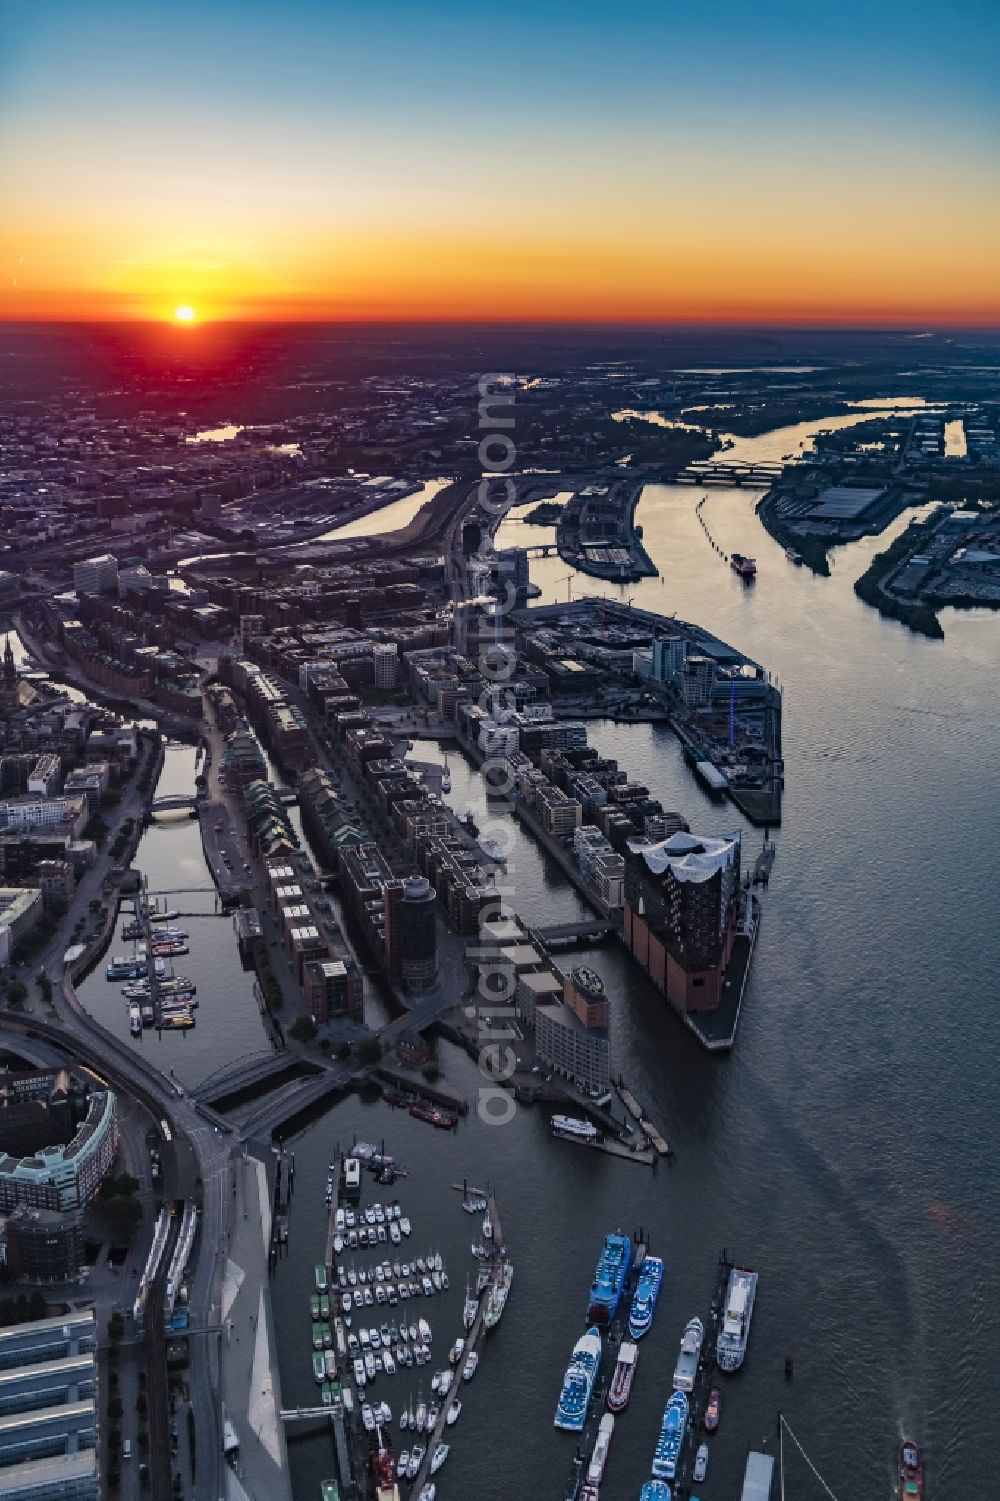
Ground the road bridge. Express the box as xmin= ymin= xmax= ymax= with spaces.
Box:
xmin=150 ymin=792 xmax=200 ymax=812
xmin=193 ymin=1049 xmax=313 ymax=1107
xmin=531 ymin=918 xmax=620 ymax=948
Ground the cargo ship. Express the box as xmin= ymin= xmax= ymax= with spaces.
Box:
xmin=587 ymin=1232 xmax=632 ymax=1325
xmin=607 ymin=1340 xmax=638 ymax=1412
xmin=898 ymin=1439 xmax=924 ymax=1500
xmin=628 ymin=1255 xmax=664 ymax=1340
xmin=730 ymin=552 xmax=757 ymax=578
xmin=554 ymin=1327 xmax=602 ymax=1431
xmin=651 ymin=1389 xmax=688 ymax=1480
xmin=716 ymin=1266 xmax=757 ymax=1372
xmin=672 ymin=1316 xmax=704 ymax=1391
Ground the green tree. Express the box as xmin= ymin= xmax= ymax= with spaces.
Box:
xmin=104 ymin=1196 xmax=142 ymax=1243
xmin=108 ymin=1396 xmax=123 ymax=1423
xmin=288 ymin=1015 xmax=317 ymax=1043
xmin=355 ymin=1035 xmax=382 ymax=1067
xmin=421 ymin=1060 xmax=440 ymax=1083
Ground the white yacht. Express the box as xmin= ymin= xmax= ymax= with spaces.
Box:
xmin=672 ymin=1316 xmax=705 ymax=1392
xmin=716 ymin=1266 xmax=758 ymax=1372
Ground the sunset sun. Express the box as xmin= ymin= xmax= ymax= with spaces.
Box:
xmin=173 ymin=304 xmax=196 ymax=323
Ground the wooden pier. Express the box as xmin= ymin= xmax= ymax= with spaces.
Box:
xmin=613 ymin=1080 xmax=673 ymax=1158
xmin=552 ymin=1127 xmax=656 ymax=1167
xmin=409 ymin=1189 xmax=506 ymax=1496
xmin=669 ymin=1249 xmax=733 ymax=1499
xmin=617 ymin=1082 xmax=643 ymax=1122
xmin=324 ymin=1148 xmax=341 ymax=1270
xmin=753 ymin=839 xmax=776 ymax=886
xmin=562 ymin=1234 xmax=648 ymax=1501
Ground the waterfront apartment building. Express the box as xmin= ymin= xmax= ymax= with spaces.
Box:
xmin=534 ymin=964 xmax=611 ymax=1094
xmin=623 ymin=831 xmax=741 ymax=1013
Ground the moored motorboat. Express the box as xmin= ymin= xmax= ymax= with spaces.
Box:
xmin=703 ymin=1387 xmax=721 ymax=1431
xmin=607 ymin=1340 xmax=638 ymax=1412
xmin=672 ymin=1316 xmax=704 ymax=1391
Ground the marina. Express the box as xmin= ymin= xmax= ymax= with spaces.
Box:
xmin=289 ymin=1143 xmax=510 ymax=1499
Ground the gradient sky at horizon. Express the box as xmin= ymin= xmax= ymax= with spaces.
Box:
xmin=2 ymin=0 xmax=999 ymax=324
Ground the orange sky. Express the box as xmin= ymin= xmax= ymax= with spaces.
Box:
xmin=3 ymin=2 xmax=1000 ymax=325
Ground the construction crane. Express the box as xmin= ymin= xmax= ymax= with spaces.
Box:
xmin=558 ymin=573 xmax=574 ymax=602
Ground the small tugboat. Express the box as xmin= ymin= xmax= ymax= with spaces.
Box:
xmin=898 ymin=1439 xmax=924 ymax=1500
xmin=730 ymin=551 xmax=757 ymax=578
xmin=408 ymin=1103 xmax=457 ymax=1130
xmin=703 ymin=1387 xmax=721 ymax=1432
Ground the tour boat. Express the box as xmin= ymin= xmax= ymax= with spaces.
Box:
xmin=898 ymin=1439 xmax=924 ymax=1500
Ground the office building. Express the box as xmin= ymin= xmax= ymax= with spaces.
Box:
xmin=4 ymin=1208 xmax=85 ymax=1284
xmin=0 ymin=1091 xmax=118 ymax=1213
xmin=302 ymin=957 xmax=364 ymax=1023
xmin=25 ymin=759 xmax=61 ymax=800
xmin=373 ymin=643 xmax=399 ymax=690
xmin=399 ymin=875 xmax=438 ymax=993
xmin=651 ymin=633 xmax=688 ymax=683
xmin=0 ymin=1311 xmax=97 ymax=1500
xmin=0 ymin=890 xmax=43 ymax=966
xmin=71 ymin=555 xmax=118 ymax=598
